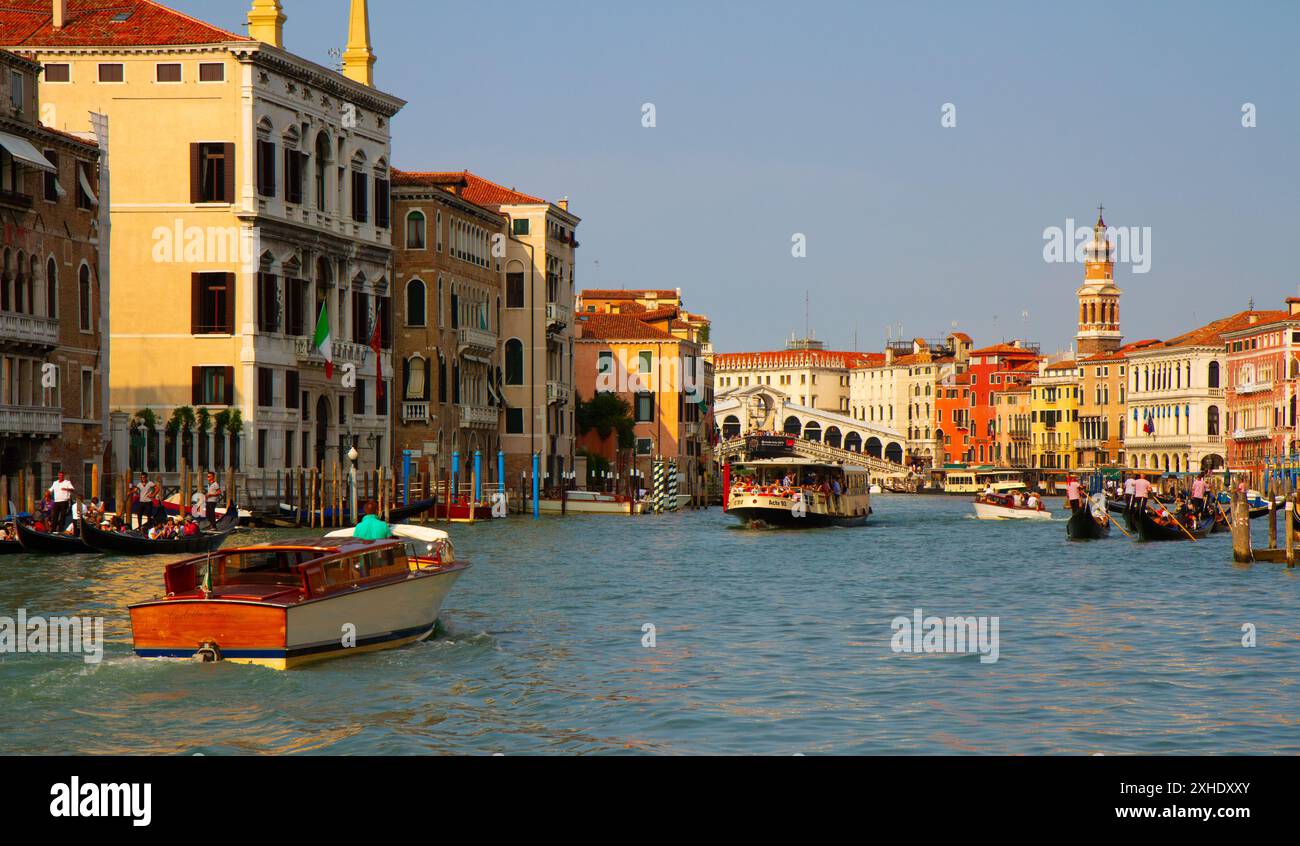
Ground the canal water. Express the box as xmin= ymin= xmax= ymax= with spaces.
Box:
xmin=1 ymin=495 xmax=1297 ymax=755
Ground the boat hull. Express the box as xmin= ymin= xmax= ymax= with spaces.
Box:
xmin=130 ymin=566 xmax=466 ymax=670
xmin=1134 ymin=509 xmax=1211 ymax=542
xmin=728 ymin=505 xmax=868 ymax=528
xmin=15 ymin=522 xmax=93 ymax=554
xmin=1065 ymin=505 xmax=1111 ymax=540
xmin=535 ymin=496 xmax=644 ymax=515
xmin=972 ymin=502 xmax=1052 ymax=521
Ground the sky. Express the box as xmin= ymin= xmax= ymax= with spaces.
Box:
xmin=179 ymin=0 xmax=1300 ymax=355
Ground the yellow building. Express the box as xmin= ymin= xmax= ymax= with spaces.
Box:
xmin=4 ymin=0 xmax=404 ymax=477
xmin=1030 ymin=360 xmax=1081 ymax=473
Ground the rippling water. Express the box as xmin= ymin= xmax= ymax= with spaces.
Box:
xmin=1 ymin=495 xmax=1297 ymax=755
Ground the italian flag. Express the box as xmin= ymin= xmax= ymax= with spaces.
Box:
xmin=313 ymin=301 xmax=334 ymax=379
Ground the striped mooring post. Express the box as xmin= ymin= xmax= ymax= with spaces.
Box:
xmin=653 ymin=459 xmax=665 ymax=515
xmin=667 ymin=461 xmax=679 ymax=512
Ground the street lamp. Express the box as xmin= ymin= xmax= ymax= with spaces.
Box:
xmin=347 ymin=445 xmax=359 ymax=522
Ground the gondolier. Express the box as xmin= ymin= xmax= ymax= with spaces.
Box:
xmin=48 ymin=472 xmax=75 ymax=532
xmin=1065 ymin=476 xmax=1082 ymax=513
xmin=133 ymin=473 xmax=162 ymax=527
xmin=1123 ymin=474 xmax=1136 ymax=515
xmin=1131 ymin=475 xmax=1152 ymax=518
xmin=204 ymin=472 xmax=225 ymax=526
xmin=1190 ymin=474 xmax=1207 ymax=516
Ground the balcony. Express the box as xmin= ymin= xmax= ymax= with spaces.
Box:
xmin=457 ymin=326 xmax=496 ymax=358
xmin=295 ymin=338 xmax=370 ymax=367
xmin=1232 ymin=426 xmax=1272 ymax=441
xmin=1235 ymin=381 xmax=1273 ymax=396
xmin=682 ymin=421 xmax=700 ymax=438
xmin=0 ymin=189 xmax=33 ymax=210
xmin=547 ymin=380 xmax=571 ymax=406
xmin=0 ymin=312 xmax=59 ymax=349
xmin=401 ymin=401 xmax=431 ymax=425
xmin=0 ymin=405 xmax=61 ymax=437
xmin=546 ymin=302 xmax=572 ymax=333
xmin=459 ymin=405 xmax=497 ymax=429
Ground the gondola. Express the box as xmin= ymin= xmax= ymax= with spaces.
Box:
xmin=1133 ymin=504 xmax=1213 ymax=542
xmin=16 ymin=521 xmax=94 ymax=554
xmin=0 ymin=539 xmax=23 ymax=555
xmin=388 ymin=497 xmax=436 ymax=524
xmin=79 ymin=510 xmax=239 ymax=556
xmin=1066 ymin=499 xmax=1111 ymax=541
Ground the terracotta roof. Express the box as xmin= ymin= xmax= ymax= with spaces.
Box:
xmin=968 ymin=343 xmax=1039 ymax=357
xmin=1152 ymin=310 xmax=1290 ymax=350
xmin=1044 ymin=360 xmax=1078 ymax=371
xmin=950 ymin=332 xmax=973 ymax=342
xmin=578 ymin=314 xmax=677 ymax=342
xmin=0 ymin=0 xmax=249 ymax=47
xmin=1082 ymin=339 xmax=1162 ymax=363
xmin=716 ymin=349 xmax=882 ymax=369
xmin=392 ymin=169 xmax=546 ymax=207
xmin=581 ymin=289 xmax=680 ymax=301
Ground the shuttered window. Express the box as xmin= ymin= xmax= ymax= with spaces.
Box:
xmin=191 ymin=142 xmax=235 ymax=203
xmin=192 ymin=272 xmax=235 ymax=334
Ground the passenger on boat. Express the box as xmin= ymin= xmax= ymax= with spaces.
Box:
xmin=181 ymin=516 xmax=200 ymax=538
xmin=2 ymin=523 xmax=15 ymax=541
xmin=355 ymin=501 xmax=393 ymax=540
xmin=1026 ymin=493 xmax=1042 ymax=511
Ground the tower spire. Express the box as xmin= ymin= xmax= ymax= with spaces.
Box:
xmin=247 ymin=0 xmax=286 ymax=48
xmin=1076 ymin=204 xmax=1122 ymax=355
xmin=342 ymin=0 xmax=376 ymax=87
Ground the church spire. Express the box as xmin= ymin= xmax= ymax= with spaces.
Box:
xmin=1076 ymin=205 xmax=1122 ymax=355
xmin=342 ymin=0 xmax=376 ymax=86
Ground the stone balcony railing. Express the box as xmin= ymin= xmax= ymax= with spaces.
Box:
xmin=546 ymin=302 xmax=572 ymax=332
xmin=402 ymin=401 xmax=431 ymax=424
xmin=0 ymin=405 xmax=61 ymax=437
xmin=1231 ymin=426 xmax=1272 ymax=441
xmin=459 ymin=405 xmax=498 ymax=429
xmin=1234 ymin=381 xmax=1273 ymax=396
xmin=295 ymin=338 xmax=370 ymax=367
xmin=457 ymin=326 xmax=497 ymax=358
xmin=0 ymin=312 xmax=59 ymax=348
xmin=547 ymin=380 xmax=571 ymax=406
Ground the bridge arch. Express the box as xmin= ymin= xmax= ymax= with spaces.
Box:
xmin=885 ymin=442 xmax=904 ymax=465
xmin=824 ymin=426 xmax=842 ymax=449
xmin=722 ymin=415 xmax=741 ymax=440
xmin=866 ymin=437 xmax=882 ymax=459
xmin=783 ymin=416 xmax=801 ymax=435
xmin=804 ymin=421 xmax=822 ymax=442
xmin=844 ymin=432 xmax=863 ymax=453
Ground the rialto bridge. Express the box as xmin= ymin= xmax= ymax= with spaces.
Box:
xmin=713 ymin=387 xmax=909 ymax=472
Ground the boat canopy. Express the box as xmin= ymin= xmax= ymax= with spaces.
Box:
xmin=326 ymin=525 xmax=450 ymax=544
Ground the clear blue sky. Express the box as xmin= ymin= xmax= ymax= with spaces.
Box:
xmin=181 ymin=0 xmax=1300 ymax=354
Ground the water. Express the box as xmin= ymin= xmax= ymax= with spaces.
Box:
xmin=1 ymin=496 xmax=1297 ymax=755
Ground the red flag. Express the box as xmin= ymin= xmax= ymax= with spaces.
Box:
xmin=369 ymin=315 xmax=384 ymax=400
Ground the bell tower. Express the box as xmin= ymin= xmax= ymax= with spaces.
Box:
xmin=1075 ymin=206 xmax=1123 ymax=355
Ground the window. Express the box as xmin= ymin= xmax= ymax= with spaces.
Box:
xmin=636 ymin=438 xmax=653 ymax=456
xmin=506 ymin=272 xmax=525 ymax=308
xmin=155 ymin=63 xmax=182 ymax=83
xmin=403 ymin=357 xmax=428 ymax=400
xmin=435 ymin=211 xmax=443 ymax=251
xmin=75 ymin=162 xmax=96 ymax=210
xmin=191 ymin=142 xmax=234 ymax=203
xmin=192 ymin=366 xmax=233 ymax=406
xmin=405 ymin=211 xmax=426 ymax=249
xmin=257 ymin=430 xmax=268 ymax=470
xmin=377 ymin=381 xmax=388 ymax=417
xmin=635 ymin=392 xmax=655 ymax=422
xmin=97 ymin=63 xmax=124 ymax=83
xmin=354 ymin=379 xmax=367 ymax=416
xmin=44 ymin=63 xmax=70 ymax=83
xmin=284 ymin=149 xmax=305 ymax=204
xmin=597 ymin=351 xmax=613 ymax=392
xmin=257 ymin=367 xmax=275 ymax=408
xmin=287 ymin=371 xmax=300 ymax=410
xmin=512 ymin=219 xmax=530 ymax=236
xmin=405 ymin=279 xmax=426 ymax=326
xmin=78 ymin=265 xmax=92 ymax=330
xmin=80 ymin=370 xmax=94 ymax=419
xmin=257 ymin=273 xmax=279 ymax=333
xmin=506 ymin=408 xmax=524 ymax=434
xmin=198 ymin=63 xmax=225 ymax=82
xmin=505 ymin=339 xmax=524 ymax=385
xmin=286 ymin=278 xmax=307 ymax=336
xmin=191 ymin=272 xmax=234 ymax=334
xmin=10 ymin=70 xmax=22 ymax=112
xmin=1208 ymin=405 xmax=1220 ymax=436
xmin=1208 ymin=361 xmax=1220 ymax=389
xmin=374 ymin=178 xmax=390 ymax=228
xmin=46 ymin=258 xmax=57 ymax=319
xmin=351 ymin=170 xmax=368 ymax=222
xmin=638 ymin=351 xmax=653 ymax=373
xmin=256 ymin=139 xmax=276 ymax=197
xmin=42 ymin=149 xmax=58 ymax=201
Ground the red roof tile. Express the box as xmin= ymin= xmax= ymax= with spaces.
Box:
xmin=968 ymin=343 xmax=1039 ymax=357
xmin=578 ymin=314 xmax=677 ymax=341
xmin=0 ymin=0 xmax=248 ymax=47
xmin=582 ymin=289 xmax=680 ymax=301
xmin=1152 ymin=310 xmax=1290 ymax=350
xmin=392 ymin=169 xmax=546 ymax=207
xmin=715 ymin=349 xmax=883 ymax=369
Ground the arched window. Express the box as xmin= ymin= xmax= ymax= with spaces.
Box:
xmin=437 ymin=277 xmax=444 ymax=327
xmin=505 ymin=339 xmax=524 ymax=385
xmin=722 ymin=415 xmax=741 ymax=440
xmin=14 ymin=251 xmax=25 ymax=313
xmin=1207 ymin=405 xmax=1219 ymax=437
xmin=783 ymin=416 xmax=802 ymax=435
xmin=46 ymin=257 xmax=57 ymax=319
xmin=403 ymin=356 xmax=428 ymax=400
xmin=405 ymin=279 xmax=426 ymax=327
xmin=1208 ymin=361 xmax=1220 ymax=389
xmin=78 ymin=264 xmax=91 ymax=331
xmin=405 ymin=211 xmax=426 ymax=250
xmin=314 ymin=131 xmax=331 ymax=211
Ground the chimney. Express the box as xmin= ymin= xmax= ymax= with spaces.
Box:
xmin=557 ymin=198 xmax=569 ymax=211
xmin=53 ymin=0 xmax=67 ymax=29
xmin=885 ymin=348 xmax=895 ymax=365
xmin=1288 ymin=297 xmax=1300 ymax=317
xmin=247 ymin=0 xmax=286 ymax=49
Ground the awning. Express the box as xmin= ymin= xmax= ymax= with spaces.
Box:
xmin=78 ymin=166 xmax=99 ymax=206
xmin=0 ymin=132 xmax=56 ymax=173
xmin=462 ymin=353 xmax=491 ymax=365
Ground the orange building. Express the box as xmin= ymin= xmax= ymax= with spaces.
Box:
xmin=963 ymin=342 xmax=1041 ymax=465
xmin=936 ymin=371 xmax=972 ymax=465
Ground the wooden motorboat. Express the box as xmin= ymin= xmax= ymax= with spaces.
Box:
xmin=726 ymin=458 xmax=871 ymax=528
xmin=530 ymin=491 xmax=644 ymax=516
xmin=1066 ymin=498 xmax=1111 ymax=540
xmin=16 ymin=522 xmax=93 ymax=554
xmin=80 ymin=510 xmax=239 ymax=556
xmin=129 ymin=525 xmax=468 ymax=670
xmin=1134 ymin=504 xmax=1213 ymax=542
xmin=972 ymin=494 xmax=1051 ymax=521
